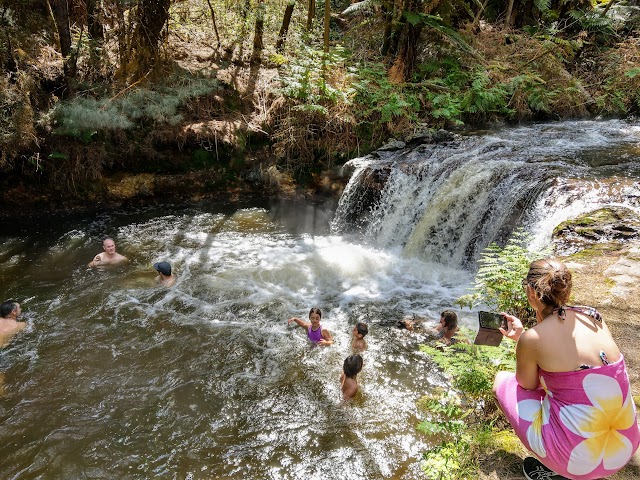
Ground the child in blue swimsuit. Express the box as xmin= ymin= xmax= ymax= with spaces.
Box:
xmin=288 ymin=307 xmax=334 ymax=346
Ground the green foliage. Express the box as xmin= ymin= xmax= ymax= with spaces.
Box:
xmin=625 ymin=68 xmax=640 ymax=79
xmin=510 ymin=74 xmax=558 ymax=113
xmin=456 ymin=230 xmax=549 ymax=325
xmin=280 ymin=45 xmax=353 ymax=106
xmin=568 ymin=9 xmax=617 ymax=41
xmin=417 ymin=342 xmax=515 ymax=479
xmin=351 ymin=63 xmax=421 ymax=138
xmin=461 ymin=70 xmax=513 ymax=119
xmin=49 ymin=77 xmax=221 ymax=138
xmin=404 ymin=12 xmax=476 ymax=57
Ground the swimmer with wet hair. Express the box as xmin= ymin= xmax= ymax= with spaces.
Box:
xmin=340 ymin=354 xmax=363 ymax=400
xmin=287 ymin=307 xmax=334 ymax=346
xmin=0 ymin=300 xmax=26 ymax=348
xmin=351 ymin=322 xmax=368 ymax=352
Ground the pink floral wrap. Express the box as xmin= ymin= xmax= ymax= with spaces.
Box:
xmin=494 ymin=355 xmax=639 ymax=479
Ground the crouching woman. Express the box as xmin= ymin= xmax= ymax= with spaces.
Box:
xmin=493 ymin=258 xmax=639 ymax=480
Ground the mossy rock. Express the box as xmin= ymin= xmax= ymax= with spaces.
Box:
xmin=553 ymin=207 xmax=640 ymax=256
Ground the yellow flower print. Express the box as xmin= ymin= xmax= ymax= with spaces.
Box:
xmin=560 ymin=373 xmax=637 ymax=476
xmin=517 ymin=376 xmax=552 ymax=458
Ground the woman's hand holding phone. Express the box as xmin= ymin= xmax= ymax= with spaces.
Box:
xmin=499 ymin=313 xmax=524 ymax=342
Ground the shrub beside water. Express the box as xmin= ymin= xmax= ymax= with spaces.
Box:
xmin=418 ymin=341 xmax=515 ymax=479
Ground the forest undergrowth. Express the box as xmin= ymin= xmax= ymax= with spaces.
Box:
xmin=1 ymin=0 xmax=639 ymax=209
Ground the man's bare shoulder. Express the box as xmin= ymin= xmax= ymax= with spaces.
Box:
xmin=0 ymin=320 xmax=26 ymax=348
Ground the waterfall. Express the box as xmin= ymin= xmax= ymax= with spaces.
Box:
xmin=331 ymin=120 xmax=640 ymax=267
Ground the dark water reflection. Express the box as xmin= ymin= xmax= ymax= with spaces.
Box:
xmin=0 ymin=200 xmax=466 ymax=479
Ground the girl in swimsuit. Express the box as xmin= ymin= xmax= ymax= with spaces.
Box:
xmin=287 ymin=307 xmax=334 ymax=346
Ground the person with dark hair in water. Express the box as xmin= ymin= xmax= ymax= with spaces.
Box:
xmin=351 ymin=322 xmax=368 ymax=352
xmin=340 ymin=354 xmax=363 ymax=400
xmin=0 ymin=300 xmax=25 ymax=348
xmin=153 ymin=261 xmax=176 ymax=287
xmin=287 ymin=307 xmax=334 ymax=346
xmin=493 ymin=258 xmax=639 ymax=480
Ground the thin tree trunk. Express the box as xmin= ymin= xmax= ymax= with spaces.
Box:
xmin=205 ymin=0 xmax=221 ymax=48
xmin=324 ymin=0 xmax=330 ymax=52
xmin=251 ymin=0 xmax=265 ymax=64
xmin=307 ymin=0 xmax=315 ymax=31
xmin=505 ymin=0 xmax=514 ymax=28
xmin=276 ymin=0 xmax=295 ymax=52
xmin=48 ymin=0 xmax=76 ymax=95
xmin=87 ymin=0 xmax=104 ymax=41
xmin=381 ymin=1 xmax=394 ymax=56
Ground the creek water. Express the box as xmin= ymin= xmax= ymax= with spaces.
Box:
xmin=1 ymin=120 xmax=639 ymax=479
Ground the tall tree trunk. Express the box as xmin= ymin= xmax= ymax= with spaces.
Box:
xmin=505 ymin=0 xmax=514 ymax=28
xmin=381 ymin=1 xmax=394 ymax=56
xmin=133 ymin=0 xmax=170 ymax=76
xmin=307 ymin=0 xmax=315 ymax=31
xmin=113 ymin=0 xmax=129 ymax=78
xmin=387 ymin=5 xmax=406 ymax=57
xmin=251 ymin=0 xmax=265 ymax=64
xmin=205 ymin=0 xmax=221 ymax=48
xmin=276 ymin=0 xmax=295 ymax=52
xmin=389 ymin=1 xmax=423 ymax=83
xmin=323 ymin=0 xmax=330 ymax=52
xmin=49 ymin=0 xmax=76 ymax=96
xmin=87 ymin=0 xmax=104 ymax=41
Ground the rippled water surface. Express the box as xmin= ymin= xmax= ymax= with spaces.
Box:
xmin=0 ymin=200 xmax=471 ymax=479
xmin=4 ymin=119 xmax=639 ymax=479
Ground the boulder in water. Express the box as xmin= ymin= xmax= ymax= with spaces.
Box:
xmin=553 ymin=207 xmax=640 ymax=256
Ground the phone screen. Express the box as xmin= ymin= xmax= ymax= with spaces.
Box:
xmin=478 ymin=311 xmax=506 ymax=330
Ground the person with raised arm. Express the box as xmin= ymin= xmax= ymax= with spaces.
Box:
xmin=287 ymin=307 xmax=333 ymax=346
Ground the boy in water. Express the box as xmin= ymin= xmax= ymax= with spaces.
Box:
xmin=437 ymin=310 xmax=469 ymax=346
xmin=287 ymin=307 xmax=334 ymax=346
xmin=351 ymin=322 xmax=368 ymax=352
xmin=340 ymin=354 xmax=363 ymax=400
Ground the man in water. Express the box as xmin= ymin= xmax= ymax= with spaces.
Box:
xmin=0 ymin=300 xmax=26 ymax=348
xmin=88 ymin=238 xmax=128 ymax=267
xmin=153 ymin=261 xmax=176 ymax=287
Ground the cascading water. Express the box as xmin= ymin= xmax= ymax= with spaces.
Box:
xmin=0 ymin=120 xmax=639 ymax=479
xmin=332 ymin=120 xmax=640 ymax=266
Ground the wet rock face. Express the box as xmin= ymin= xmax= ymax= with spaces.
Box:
xmin=553 ymin=207 xmax=640 ymax=256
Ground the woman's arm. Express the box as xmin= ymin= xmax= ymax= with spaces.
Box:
xmin=515 ymin=330 xmax=540 ymax=390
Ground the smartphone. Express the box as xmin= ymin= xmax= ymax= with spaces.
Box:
xmin=478 ymin=311 xmax=507 ymax=331
xmin=474 ymin=311 xmax=507 ymax=346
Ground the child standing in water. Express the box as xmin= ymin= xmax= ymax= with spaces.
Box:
xmin=351 ymin=322 xmax=368 ymax=352
xmin=340 ymin=354 xmax=363 ymax=400
xmin=288 ymin=307 xmax=334 ymax=346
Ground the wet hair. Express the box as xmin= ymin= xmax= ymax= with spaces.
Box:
xmin=102 ymin=237 xmax=115 ymax=246
xmin=308 ymin=307 xmax=322 ymax=319
xmin=440 ymin=310 xmax=458 ymax=330
xmin=0 ymin=300 xmax=19 ymax=318
xmin=355 ymin=322 xmax=368 ymax=337
xmin=343 ymin=354 xmax=363 ymax=378
xmin=524 ymin=258 xmax=572 ymax=308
